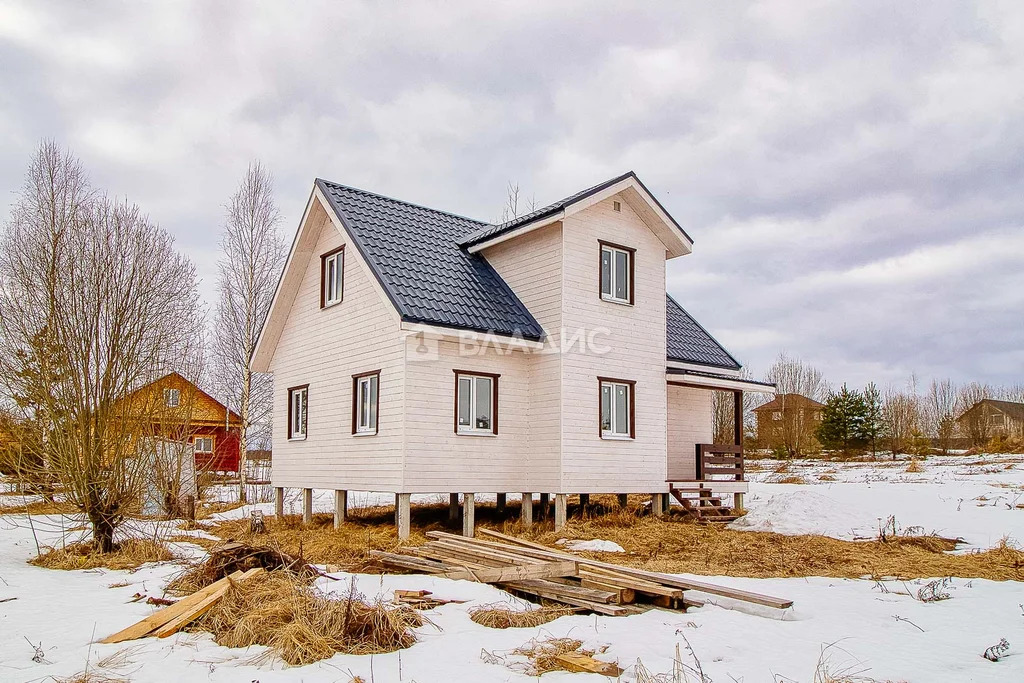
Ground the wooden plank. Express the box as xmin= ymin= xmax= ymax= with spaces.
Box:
xmin=438 ymin=561 xmax=578 ymax=584
xmin=100 ymin=571 xmax=245 ymax=644
xmin=369 ymin=551 xmax=447 ymax=573
xmin=578 ymin=568 xmax=684 ymax=599
xmin=477 ymin=529 xmax=793 ymax=609
xmin=555 ymin=652 xmax=623 ymax=676
xmin=502 ymin=583 xmax=629 ymax=616
xmin=155 ymin=568 xmax=263 ymax=638
xmin=580 ymin=578 xmax=633 ymax=604
xmin=506 ymin=579 xmax=617 ymax=604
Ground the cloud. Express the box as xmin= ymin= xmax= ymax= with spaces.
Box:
xmin=0 ymin=0 xmax=1021 ymax=389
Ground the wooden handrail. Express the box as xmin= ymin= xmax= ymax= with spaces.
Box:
xmin=695 ymin=443 xmax=744 ymax=481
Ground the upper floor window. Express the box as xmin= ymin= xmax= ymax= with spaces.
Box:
xmin=599 ymin=377 xmax=635 ymax=439
xmin=989 ymin=413 xmax=1005 ymax=427
xmin=194 ymin=436 xmax=214 ymax=453
xmin=599 ymin=241 xmax=634 ymax=304
xmin=164 ymin=388 xmax=180 ymax=407
xmin=352 ymin=371 xmax=380 ymax=435
xmin=772 ymin=411 xmax=782 ymax=420
xmin=288 ymin=385 xmax=308 ymax=440
xmin=455 ymin=370 xmax=499 ymax=435
xmin=321 ymin=246 xmax=344 ymax=308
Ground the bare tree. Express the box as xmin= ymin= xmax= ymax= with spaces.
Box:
xmin=761 ymin=352 xmax=828 ymax=455
xmin=211 ymin=162 xmax=286 ymax=503
xmin=882 ymin=386 xmax=921 ymax=456
xmin=955 ymin=382 xmax=992 ymax=446
xmin=925 ymin=379 xmax=958 ymax=454
xmin=0 ymin=142 xmax=204 ymax=551
xmin=498 ymin=181 xmax=537 ymax=223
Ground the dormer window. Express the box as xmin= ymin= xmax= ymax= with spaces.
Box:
xmin=164 ymin=388 xmax=180 ymax=407
xmin=599 ymin=241 xmax=634 ymax=305
xmin=320 ymin=246 xmax=344 ymax=308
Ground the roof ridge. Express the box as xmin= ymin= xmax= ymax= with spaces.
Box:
xmin=317 ymin=178 xmax=489 ymax=227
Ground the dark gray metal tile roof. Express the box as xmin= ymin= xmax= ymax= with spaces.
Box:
xmin=460 ymin=171 xmax=693 ymax=248
xmin=317 ymin=179 xmax=545 ymax=340
xmin=666 ymin=294 xmax=741 ymax=370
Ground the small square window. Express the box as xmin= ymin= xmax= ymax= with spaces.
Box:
xmin=613 ymin=200 xmax=621 ymax=212
xmin=599 ymin=378 xmax=635 ymax=438
xmin=321 ymin=247 xmax=344 ymax=308
xmin=164 ymin=388 xmax=180 ymax=407
xmin=352 ymin=371 xmax=380 ymax=435
xmin=599 ymin=241 xmax=633 ymax=304
xmin=193 ymin=436 xmax=214 ymax=453
xmin=454 ymin=371 xmax=498 ymax=435
xmin=288 ymin=385 xmax=308 ymax=440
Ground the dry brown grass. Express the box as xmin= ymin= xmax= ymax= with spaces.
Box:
xmin=772 ymin=475 xmax=809 ymax=484
xmin=491 ymin=637 xmax=595 ymax=676
xmin=0 ymin=498 xmax=78 ymax=515
xmin=194 ymin=570 xmax=424 ymax=666
xmin=818 ymin=474 xmax=838 ymax=482
xmin=51 ymin=673 xmax=130 ymax=683
xmin=205 ymin=496 xmax=1024 ymax=582
xmin=905 ymin=459 xmax=924 ymax=473
xmin=195 ymin=500 xmax=246 ymax=520
xmin=30 ymin=538 xmax=174 ymax=571
xmin=469 ymin=603 xmax=576 ymax=629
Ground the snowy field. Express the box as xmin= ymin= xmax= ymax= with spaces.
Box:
xmin=1 ymin=454 xmax=1023 ymax=682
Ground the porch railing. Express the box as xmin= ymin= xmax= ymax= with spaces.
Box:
xmin=695 ymin=444 xmax=744 ymax=482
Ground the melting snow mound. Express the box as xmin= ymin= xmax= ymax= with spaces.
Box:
xmin=557 ymin=538 xmax=625 ymax=553
xmin=728 ymin=490 xmax=863 ymax=539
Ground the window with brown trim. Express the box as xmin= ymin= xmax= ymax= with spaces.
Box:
xmin=287 ymin=385 xmax=308 ymax=440
xmin=320 ymin=246 xmax=344 ymax=308
xmin=599 ymin=240 xmax=634 ymax=305
xmin=352 ymin=370 xmax=380 ymax=435
xmin=454 ymin=369 xmax=499 ymax=435
xmin=598 ymin=376 xmax=635 ymax=438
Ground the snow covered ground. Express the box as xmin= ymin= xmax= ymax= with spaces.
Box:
xmin=2 ymin=454 xmax=1023 ymax=682
xmin=733 ymin=454 xmax=1024 ymax=549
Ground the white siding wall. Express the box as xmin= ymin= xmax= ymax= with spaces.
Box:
xmin=666 ymin=384 xmax=713 ymax=480
xmin=401 ymin=338 xmax=534 ymax=492
xmin=269 ymin=200 xmax=406 ymax=491
xmin=559 ymin=197 xmax=669 ymax=493
xmin=483 ymin=222 xmax=563 ymax=492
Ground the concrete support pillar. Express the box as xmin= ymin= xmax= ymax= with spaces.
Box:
xmin=539 ymin=493 xmax=550 ymax=521
xmin=274 ymin=487 xmax=284 ymax=517
xmin=496 ymin=493 xmax=506 ymax=515
xmin=396 ymin=493 xmax=411 ymax=541
xmin=734 ymin=492 xmax=745 ymax=512
xmin=462 ymin=493 xmax=475 ymax=537
xmin=521 ymin=493 xmax=533 ymax=527
xmin=651 ymin=493 xmax=665 ymax=517
xmin=617 ymin=493 xmax=629 ymax=508
xmin=664 ymin=492 xmax=671 ymax=514
xmin=554 ymin=494 xmax=567 ymax=531
xmin=302 ymin=488 xmax=313 ymax=523
xmin=334 ymin=490 xmax=347 ymax=529
xmin=449 ymin=493 xmax=460 ymax=522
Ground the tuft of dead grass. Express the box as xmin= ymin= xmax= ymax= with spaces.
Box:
xmin=905 ymin=459 xmax=924 ymax=473
xmin=818 ymin=474 xmax=837 ymax=481
xmin=469 ymin=603 xmax=576 ymax=629
xmin=51 ymin=673 xmax=130 ymax=683
xmin=772 ymin=474 xmax=809 ymax=484
xmin=486 ymin=637 xmax=594 ymax=676
xmin=30 ymin=538 xmax=174 ymax=571
xmin=194 ymin=570 xmax=424 ymax=666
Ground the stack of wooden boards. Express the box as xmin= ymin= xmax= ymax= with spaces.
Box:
xmin=370 ymin=528 xmax=792 ymax=615
xmin=100 ymin=568 xmax=264 ymax=643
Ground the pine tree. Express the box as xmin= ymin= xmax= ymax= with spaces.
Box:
xmin=817 ymin=384 xmax=870 ymax=452
xmin=862 ymin=382 xmax=884 ymax=456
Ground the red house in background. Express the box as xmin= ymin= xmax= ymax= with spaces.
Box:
xmin=122 ymin=372 xmax=242 ymax=473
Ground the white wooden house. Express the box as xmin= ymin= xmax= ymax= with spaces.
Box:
xmin=252 ymin=172 xmax=775 ymax=538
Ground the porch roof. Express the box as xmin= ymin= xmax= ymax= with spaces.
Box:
xmin=666 ymin=368 xmax=777 ymax=393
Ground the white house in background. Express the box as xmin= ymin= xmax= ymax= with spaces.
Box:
xmin=251 ymin=171 xmax=775 ymax=538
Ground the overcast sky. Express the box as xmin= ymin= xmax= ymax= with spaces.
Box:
xmin=1 ymin=1 xmax=1021 ymax=389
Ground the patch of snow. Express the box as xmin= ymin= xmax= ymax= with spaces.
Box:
xmin=556 ymin=538 xmax=626 ymax=553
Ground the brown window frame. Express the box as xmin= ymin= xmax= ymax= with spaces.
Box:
xmin=598 ymin=240 xmax=635 ymax=305
xmin=597 ymin=376 xmax=636 ymax=439
xmin=351 ymin=370 xmax=381 ymax=436
xmin=453 ymin=369 xmax=500 ymax=435
xmin=320 ymin=245 xmax=345 ymax=309
xmin=287 ymin=384 xmax=309 ymax=441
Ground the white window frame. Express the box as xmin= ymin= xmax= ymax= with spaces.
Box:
xmin=164 ymin=388 xmax=180 ymax=407
xmin=600 ymin=242 xmax=633 ymax=304
xmin=599 ymin=378 xmax=634 ymax=439
xmin=455 ymin=371 xmax=498 ymax=435
xmin=322 ymin=248 xmax=344 ymax=308
xmin=353 ymin=372 xmax=379 ymax=435
xmin=193 ymin=436 xmax=214 ymax=454
xmin=288 ymin=386 xmax=308 ymax=441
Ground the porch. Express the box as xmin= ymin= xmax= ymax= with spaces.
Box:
xmin=666 ymin=367 xmax=776 ymax=521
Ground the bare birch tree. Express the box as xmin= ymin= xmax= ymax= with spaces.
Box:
xmin=0 ymin=142 xmax=204 ymax=551
xmin=761 ymin=352 xmax=828 ymax=455
xmin=211 ymin=162 xmax=286 ymax=503
xmin=956 ymin=382 xmax=992 ymax=446
xmin=882 ymin=386 xmax=921 ymax=455
xmin=925 ymin=379 xmax=958 ymax=454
